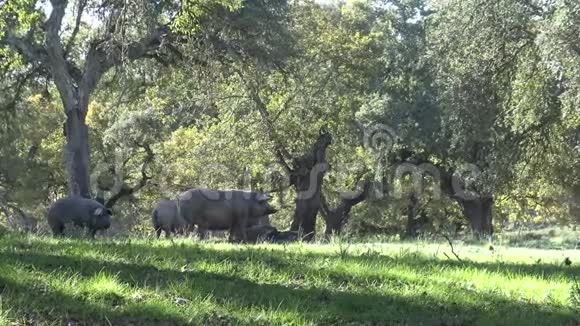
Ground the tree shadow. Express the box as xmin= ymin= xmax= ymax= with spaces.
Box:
xmin=6 ymin=236 xmax=580 ymax=279
xmin=0 ymin=273 xmax=191 ymax=325
xmin=336 ymin=252 xmax=580 ymax=281
xmin=129 ymin=241 xmax=580 ymax=280
xmin=0 ymin=248 xmax=578 ymax=325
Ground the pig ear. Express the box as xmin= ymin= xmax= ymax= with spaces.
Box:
xmin=93 ymin=208 xmax=103 ymax=216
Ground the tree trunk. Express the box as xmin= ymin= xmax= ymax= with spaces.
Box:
xmin=290 ymin=164 xmax=327 ymax=241
xmin=457 ymin=196 xmax=493 ymax=237
xmin=570 ymin=185 xmax=580 ymax=227
xmin=288 ymin=129 xmax=332 ymax=241
xmin=324 ymin=222 xmax=340 ymax=237
xmin=63 ymin=107 xmax=91 ymax=198
xmin=405 ymin=193 xmax=419 ymax=238
xmin=323 ymin=206 xmax=352 ymax=237
xmin=321 ymin=181 xmax=370 ymax=238
xmin=324 ymin=209 xmax=343 ymax=237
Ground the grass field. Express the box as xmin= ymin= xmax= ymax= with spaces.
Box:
xmin=0 ymin=235 xmax=578 ymax=325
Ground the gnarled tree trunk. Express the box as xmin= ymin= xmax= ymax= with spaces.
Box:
xmin=456 ymin=196 xmax=493 ymax=237
xmin=394 ymin=149 xmax=495 ymax=236
xmin=250 ymin=85 xmax=332 ymax=241
xmin=290 ymin=164 xmax=326 ymax=240
xmin=320 ymin=181 xmax=370 ymax=237
xmin=405 ymin=192 xmax=419 ymax=238
xmin=289 ymin=130 xmax=332 ymax=241
xmin=404 ymin=193 xmax=430 ymax=238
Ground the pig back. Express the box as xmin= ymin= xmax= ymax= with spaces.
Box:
xmin=47 ymin=197 xmax=94 ymax=225
xmin=153 ymin=200 xmax=177 ymax=219
xmin=176 ymin=188 xmax=264 ymax=227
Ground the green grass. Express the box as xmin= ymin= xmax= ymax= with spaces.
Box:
xmin=496 ymin=227 xmax=580 ymax=249
xmin=0 ymin=235 xmax=578 ymax=325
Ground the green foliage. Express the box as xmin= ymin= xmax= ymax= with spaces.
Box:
xmin=0 ymin=0 xmax=578 ymax=233
xmin=0 ymin=0 xmax=42 ymax=32
xmin=173 ymin=0 xmax=243 ymax=34
xmin=497 ymin=227 xmax=580 ymax=250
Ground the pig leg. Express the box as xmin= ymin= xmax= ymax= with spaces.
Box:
xmin=197 ymin=222 xmax=208 ymax=240
xmin=240 ymin=227 xmax=248 ymax=243
xmin=237 ymin=216 xmax=248 ymax=243
xmin=169 ymin=224 xmax=177 ymax=238
xmin=87 ymin=228 xmax=97 ymax=239
xmin=155 ymin=227 xmax=162 ymax=239
xmin=173 ymin=225 xmax=182 ymax=236
xmin=228 ymin=222 xmax=240 ymax=243
xmin=51 ymin=222 xmax=65 ymax=237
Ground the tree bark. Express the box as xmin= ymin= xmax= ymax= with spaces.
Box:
xmin=405 ymin=193 xmax=419 ymax=238
xmin=395 ymin=149 xmax=495 ymax=236
xmin=288 ymin=130 xmax=332 ymax=241
xmin=63 ymin=108 xmax=91 ymax=197
xmin=290 ymin=163 xmax=327 ymax=240
xmin=320 ymin=181 xmax=370 ymax=237
xmin=456 ymin=196 xmax=493 ymax=237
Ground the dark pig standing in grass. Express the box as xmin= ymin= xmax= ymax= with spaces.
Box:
xmin=152 ymin=199 xmax=192 ymax=238
xmin=177 ymin=188 xmax=278 ymax=242
xmin=272 ymin=230 xmax=299 ymax=243
xmin=232 ymin=225 xmax=299 ymax=244
xmin=234 ymin=224 xmax=278 ymax=243
xmin=47 ymin=196 xmax=112 ymax=238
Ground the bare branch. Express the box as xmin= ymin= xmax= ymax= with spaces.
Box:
xmin=322 ymin=181 xmax=370 ymax=236
xmin=248 ymin=85 xmax=294 ymax=173
xmin=64 ymin=0 xmax=88 ymax=57
xmin=442 ymin=234 xmax=462 ymax=262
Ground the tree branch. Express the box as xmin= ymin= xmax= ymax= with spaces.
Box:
xmin=342 ymin=181 xmax=371 ymax=206
xmin=64 ymin=0 xmax=88 ymax=57
xmin=79 ymin=25 xmax=172 ymax=110
xmin=104 ymin=143 xmax=155 ymax=208
xmin=248 ymin=84 xmax=294 ymax=174
xmin=322 ymin=180 xmax=371 ymax=236
xmin=442 ymin=234 xmax=462 ymax=262
xmin=0 ymin=32 xmax=46 ymax=64
xmin=46 ymin=0 xmax=77 ymax=110
xmin=0 ymin=67 xmax=40 ymax=112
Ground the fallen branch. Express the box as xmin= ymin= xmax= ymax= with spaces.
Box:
xmin=442 ymin=234 xmax=462 ymax=262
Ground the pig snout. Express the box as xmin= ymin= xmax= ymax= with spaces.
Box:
xmin=261 ymin=202 xmax=278 ymax=215
xmin=96 ymin=214 xmax=111 ymax=230
xmin=266 ymin=206 xmax=277 ymax=215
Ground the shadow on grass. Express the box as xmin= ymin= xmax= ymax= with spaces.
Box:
xmin=125 ymin=240 xmax=580 ymax=280
xmin=0 ymin=244 xmax=578 ymax=325
xmin=0 ymin=274 xmax=189 ymax=325
xmin=5 ymin=236 xmax=579 ymax=279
